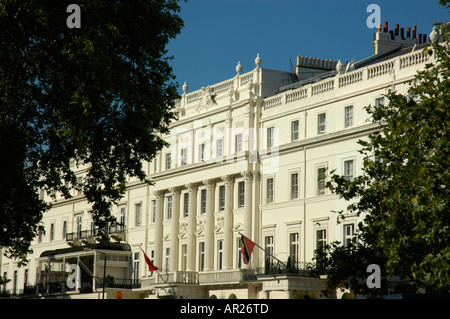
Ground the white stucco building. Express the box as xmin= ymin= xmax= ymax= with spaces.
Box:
xmin=0 ymin=22 xmax=439 ymax=299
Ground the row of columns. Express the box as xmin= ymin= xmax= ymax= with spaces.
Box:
xmin=151 ymin=170 xmax=257 ymax=273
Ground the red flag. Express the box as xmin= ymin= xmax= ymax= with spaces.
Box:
xmin=240 ymin=234 xmax=256 ymax=265
xmin=140 ymin=247 xmax=158 ymax=272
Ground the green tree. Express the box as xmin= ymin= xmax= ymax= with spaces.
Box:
xmin=310 ymin=21 xmax=450 ymax=297
xmin=0 ymin=0 xmax=184 ymax=264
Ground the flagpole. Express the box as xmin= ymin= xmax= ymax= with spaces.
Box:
xmin=239 ymin=232 xmax=287 ymax=267
xmin=139 ymin=245 xmax=166 ymax=283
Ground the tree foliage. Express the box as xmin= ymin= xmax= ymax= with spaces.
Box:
xmin=310 ymin=22 xmax=450 ymax=297
xmin=0 ymin=0 xmax=184 ymax=264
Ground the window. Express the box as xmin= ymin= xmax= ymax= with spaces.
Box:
xmin=219 ymin=185 xmax=225 ymax=211
xmin=216 ymin=139 xmax=223 ymax=157
xmin=344 ymin=159 xmax=354 ymax=181
xmin=217 ymin=240 xmax=223 ymax=270
xmin=165 ymin=247 xmax=171 ymax=271
xmin=199 ymin=242 xmax=205 ymax=271
xmin=344 ymin=105 xmax=353 ymax=128
xmin=183 ymin=193 xmax=189 ymax=217
xmin=264 ymin=236 xmax=274 ymax=268
xmin=167 ymin=195 xmax=173 ymax=220
xmin=200 ymin=189 xmax=207 ymax=214
xmin=62 ymin=221 xmax=67 ymax=240
xmin=344 ymin=224 xmax=355 ymax=247
xmin=317 ymin=167 xmax=326 ymax=195
xmin=318 ymin=113 xmax=326 ymax=134
xmin=50 ymin=223 xmax=54 ymax=241
xmin=119 ymin=207 xmax=126 ymax=232
xmin=135 ymin=203 xmax=142 ymax=226
xmin=198 ymin=143 xmax=205 ymax=162
xmin=152 ymin=200 xmax=156 ymax=223
xmin=181 ymin=148 xmax=187 ymax=166
xmin=291 ymin=172 xmax=299 ymax=199
xmin=181 ymin=244 xmax=187 ymax=271
xmin=266 ymin=178 xmax=274 ymax=203
xmin=24 ymin=269 xmax=29 ymax=289
xmin=132 ymin=252 xmax=140 ymax=284
xmin=238 ymin=181 xmax=245 ymax=208
xmin=76 ymin=215 xmax=82 ymax=239
xmin=165 ymin=153 xmax=171 ymax=170
xmin=291 ymin=120 xmax=299 ymax=141
xmin=375 ymin=97 xmax=384 ymax=107
xmin=76 ymin=177 xmax=83 ymax=195
xmin=267 ymin=127 xmax=274 ymax=148
xmin=235 ymin=134 xmax=243 ymax=153
xmin=237 ymin=237 xmax=243 ymax=268
xmin=289 ymin=233 xmax=300 ymax=267
xmin=317 ymin=229 xmax=327 ymax=250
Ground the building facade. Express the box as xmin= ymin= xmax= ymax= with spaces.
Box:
xmin=0 ymin=23 xmax=436 ymax=299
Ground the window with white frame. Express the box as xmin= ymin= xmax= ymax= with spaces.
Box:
xmin=344 ymin=105 xmax=353 ymax=128
xmin=266 ymin=177 xmax=274 ymax=203
xmin=316 ymin=229 xmax=327 ymax=250
xmin=217 ymin=240 xmax=223 ymax=270
xmin=291 ymin=120 xmax=299 ymax=141
xmin=50 ymin=223 xmax=54 ymax=241
xmin=267 ymin=127 xmax=274 ymax=148
xmin=198 ymin=143 xmax=205 ymax=162
xmin=199 ymin=242 xmax=205 ymax=271
xmin=183 ymin=193 xmax=189 ymax=217
xmin=151 ymin=200 xmax=156 ymax=223
xmin=238 ymin=181 xmax=245 ymax=208
xmin=235 ymin=133 xmax=243 ymax=153
xmin=343 ymin=224 xmax=355 ymax=247
xmin=219 ymin=185 xmax=225 ymax=211
xmin=236 ymin=237 xmax=243 ymax=268
xmin=344 ymin=159 xmax=354 ymax=181
xmin=290 ymin=172 xmax=299 ymax=199
xmin=375 ymin=96 xmax=385 ymax=107
xmin=132 ymin=252 xmax=140 ymax=284
xmin=216 ymin=139 xmax=223 ymax=157
xmin=76 ymin=215 xmax=82 ymax=239
xmin=119 ymin=206 xmax=126 ymax=231
xmin=318 ymin=113 xmax=326 ymax=134
xmin=181 ymin=148 xmax=187 ymax=166
xmin=200 ymin=189 xmax=207 ymax=214
xmin=289 ymin=232 xmax=300 ymax=267
xmin=264 ymin=236 xmax=274 ymax=268
xmin=181 ymin=244 xmax=187 ymax=271
xmin=62 ymin=220 xmax=67 ymax=240
xmin=165 ymin=247 xmax=171 ymax=271
xmin=317 ymin=167 xmax=326 ymax=195
xmin=165 ymin=153 xmax=171 ymax=170
xmin=135 ymin=203 xmax=142 ymax=226
xmin=167 ymin=195 xmax=173 ymax=220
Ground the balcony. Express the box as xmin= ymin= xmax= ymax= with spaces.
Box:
xmin=198 ymin=269 xmax=257 ymax=286
xmin=139 ymin=271 xmax=199 ymax=290
xmin=66 ymin=225 xmax=126 ymax=244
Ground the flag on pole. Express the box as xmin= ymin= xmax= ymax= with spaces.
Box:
xmin=140 ymin=247 xmax=158 ymax=272
xmin=240 ymin=234 xmax=256 ymax=265
xmin=43 ymin=266 xmax=51 ymax=289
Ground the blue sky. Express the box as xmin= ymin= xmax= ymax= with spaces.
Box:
xmin=166 ymin=0 xmax=448 ymax=94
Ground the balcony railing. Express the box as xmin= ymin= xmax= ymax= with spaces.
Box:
xmin=66 ymin=225 xmax=126 ymax=242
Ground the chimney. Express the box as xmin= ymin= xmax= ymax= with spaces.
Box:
xmin=373 ymin=22 xmax=421 ymax=55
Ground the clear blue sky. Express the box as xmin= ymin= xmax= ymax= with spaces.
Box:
xmin=166 ymin=0 xmax=448 ymax=94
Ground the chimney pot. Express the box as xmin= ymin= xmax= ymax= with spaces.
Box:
xmin=407 ymin=27 xmax=411 ymax=38
xmin=413 ymin=25 xmax=417 ymax=38
xmin=423 ymin=34 xmax=427 ymax=43
xmin=401 ymin=28 xmax=405 ymax=39
xmin=383 ymin=21 xmax=388 ymax=32
xmin=395 ymin=24 xmax=399 ymax=36
xmin=377 ymin=24 xmax=381 ymax=32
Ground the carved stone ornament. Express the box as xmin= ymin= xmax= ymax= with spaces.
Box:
xmin=182 ymin=81 xmax=188 ymax=94
xmin=255 ymin=53 xmax=262 ymax=68
xmin=236 ymin=61 xmax=242 ymax=75
xmin=336 ymin=59 xmax=345 ymax=75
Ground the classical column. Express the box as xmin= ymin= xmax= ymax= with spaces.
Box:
xmin=203 ymin=179 xmax=215 ymax=272
xmin=241 ymin=171 xmax=253 ymax=240
xmin=169 ymin=187 xmax=181 ymax=272
xmin=221 ymin=175 xmax=234 ymax=270
xmin=185 ymin=182 xmax=197 ymax=271
xmin=153 ymin=190 xmax=164 ymax=270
